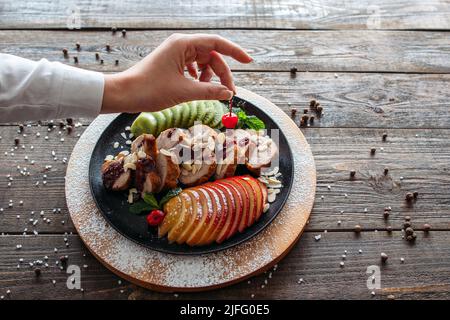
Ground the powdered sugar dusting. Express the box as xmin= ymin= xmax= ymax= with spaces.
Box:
xmin=66 ymin=89 xmax=315 ymax=291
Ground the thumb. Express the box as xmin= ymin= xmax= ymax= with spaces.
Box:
xmin=182 ymin=80 xmax=233 ymax=101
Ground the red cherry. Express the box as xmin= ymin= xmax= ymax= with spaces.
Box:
xmin=222 ymin=113 xmax=238 ymax=129
xmin=146 ymin=210 xmax=166 ymax=226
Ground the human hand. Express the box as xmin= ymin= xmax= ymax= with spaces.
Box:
xmin=101 ymin=33 xmax=253 ymax=113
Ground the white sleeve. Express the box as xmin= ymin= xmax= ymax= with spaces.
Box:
xmin=0 ymin=54 xmax=104 ymax=123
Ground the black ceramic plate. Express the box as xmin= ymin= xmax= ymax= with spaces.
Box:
xmin=89 ymin=97 xmax=294 ymax=255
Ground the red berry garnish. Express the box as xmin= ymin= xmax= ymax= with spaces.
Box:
xmin=222 ymin=113 xmax=238 ymax=129
xmin=146 ymin=210 xmax=166 ymax=226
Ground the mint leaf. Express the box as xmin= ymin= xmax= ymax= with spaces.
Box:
xmin=159 ymin=187 xmax=183 ymax=207
xmin=129 ymin=201 xmax=154 ymax=214
xmin=142 ymin=193 xmax=160 ymax=209
xmin=244 ymin=115 xmax=266 ymax=130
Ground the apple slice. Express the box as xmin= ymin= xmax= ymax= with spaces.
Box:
xmin=216 ymin=180 xmax=243 ymax=239
xmin=186 ymin=188 xmax=212 ymax=246
xmin=176 ymin=190 xmax=203 ymax=244
xmin=194 ymin=186 xmax=220 ymax=246
xmin=243 ymin=176 xmax=264 ymax=222
xmin=213 ymin=183 xmax=236 ymax=243
xmin=167 ymin=192 xmax=189 ymax=243
xmin=199 ymin=185 xmax=227 ymax=245
xmin=231 ymin=176 xmax=258 ymax=227
xmin=224 ymin=177 xmax=249 ymax=233
xmin=207 ymin=184 xmax=234 ymax=244
xmin=159 ymin=195 xmax=182 ymax=238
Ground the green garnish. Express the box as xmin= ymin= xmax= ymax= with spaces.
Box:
xmin=233 ymin=108 xmax=266 ymax=130
xmin=129 ymin=188 xmax=183 ymax=214
xmin=159 ymin=187 xmax=183 ymax=207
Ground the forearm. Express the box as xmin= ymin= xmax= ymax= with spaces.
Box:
xmin=0 ymin=54 xmax=104 ymax=123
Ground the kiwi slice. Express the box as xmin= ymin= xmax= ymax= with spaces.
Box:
xmin=171 ymin=104 xmax=183 ymax=128
xmin=195 ymin=101 xmax=207 ymax=124
xmin=152 ymin=111 xmax=167 ymax=135
xmin=180 ymin=103 xmax=192 ymax=128
xmin=210 ymin=101 xmax=227 ymax=128
xmin=131 ymin=112 xmax=158 ymax=136
xmin=186 ymin=101 xmax=198 ymax=127
xmin=202 ymin=101 xmax=216 ymax=125
xmin=162 ymin=108 xmax=174 ymax=129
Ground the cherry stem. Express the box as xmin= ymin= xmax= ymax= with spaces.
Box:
xmin=229 ymin=97 xmax=233 ymax=116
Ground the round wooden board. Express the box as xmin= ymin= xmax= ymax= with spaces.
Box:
xmin=65 ymin=87 xmax=316 ymax=292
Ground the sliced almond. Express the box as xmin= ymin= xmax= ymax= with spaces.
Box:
xmin=182 ymin=163 xmax=192 ymax=171
xmin=124 ymin=163 xmax=136 ymax=171
xmin=137 ymin=150 xmax=147 ymax=159
xmin=263 ymin=203 xmax=270 ymax=213
xmin=159 ymin=148 xmax=172 ymax=157
xmin=217 ymin=133 xmax=225 ymax=144
xmin=268 ymin=193 xmax=276 ymax=203
xmin=104 ymin=155 xmax=114 ymax=161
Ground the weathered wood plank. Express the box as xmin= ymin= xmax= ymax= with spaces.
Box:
xmin=1 ymin=30 xmax=449 ymax=73
xmin=0 ymin=0 xmax=449 ymax=30
xmin=1 ymin=232 xmax=449 ymax=299
xmin=1 ymin=127 xmax=449 ymax=233
xmin=2 ymin=72 xmax=450 ymax=129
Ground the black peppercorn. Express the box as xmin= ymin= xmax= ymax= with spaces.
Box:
xmin=403 ymin=221 xmax=411 ymax=229
xmin=34 ymin=268 xmax=41 ymax=277
xmin=413 ymin=191 xmax=419 ymax=199
xmin=423 ymin=223 xmax=431 ymax=232
xmin=67 ymin=126 xmax=73 ymax=134
xmin=62 ymin=48 xmax=68 ymax=57
xmin=386 ymin=226 xmax=393 ymax=233
xmin=380 ymin=252 xmax=388 ymax=263
xmin=405 ymin=192 xmax=414 ymax=201
xmin=382 ymin=133 xmax=388 ymax=141
xmin=404 ymin=216 xmax=411 ymax=221
xmin=115 ymin=59 xmax=119 ymax=66
xmin=350 ymin=170 xmax=356 ymax=178
xmin=301 ymin=115 xmax=309 ymax=123
xmin=59 ymin=121 xmax=65 ymax=128
xmin=405 ymin=227 xmax=414 ymax=236
xmin=122 ymin=29 xmax=127 ymax=37
xmin=111 ymin=27 xmax=117 ymax=34
xmin=290 ymin=67 xmax=298 ymax=75
xmin=75 ymin=42 xmax=81 ymax=50
xmin=14 ymin=138 xmax=20 ymax=145
xmin=290 ymin=108 xmax=297 ymax=117
xmin=303 ymin=109 xmax=308 ymax=114
xmin=384 ymin=168 xmax=389 ymax=175
xmin=309 ymin=99 xmax=317 ymax=108
xmin=19 ymin=124 xmax=24 ymax=133
xmin=95 ymin=52 xmax=100 ymax=60
xmin=106 ymin=44 xmax=111 ymax=52
xmin=66 ymin=118 xmax=73 ymax=125
xmin=309 ymin=116 xmax=315 ymax=124
xmin=100 ymin=59 xmax=104 ymax=64
xmin=73 ymin=56 xmax=78 ymax=64
xmin=59 ymin=255 xmax=68 ymax=264
xmin=370 ymin=147 xmax=376 ymax=155
xmin=316 ymin=105 xmax=323 ymax=116
xmin=354 ymin=225 xmax=362 ymax=233
xmin=383 ymin=211 xmax=390 ymax=219
xmin=48 ymin=122 xmax=54 ymax=129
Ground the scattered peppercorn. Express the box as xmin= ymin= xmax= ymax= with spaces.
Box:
xmin=48 ymin=122 xmax=54 ymax=129
xmin=115 ymin=59 xmax=119 ymax=66
xmin=62 ymin=48 xmax=68 ymax=57
xmin=301 ymin=115 xmax=309 ymax=123
xmin=100 ymin=59 xmax=104 ymax=64
xmin=122 ymin=29 xmax=127 ymax=37
xmin=354 ymin=225 xmax=362 ymax=233
xmin=59 ymin=121 xmax=65 ymax=129
xmin=34 ymin=268 xmax=41 ymax=277
xmin=403 ymin=221 xmax=411 ymax=229
xmin=67 ymin=126 xmax=73 ymax=134
xmin=370 ymin=147 xmax=376 ymax=155
xmin=405 ymin=227 xmax=414 ymax=236
xmin=384 ymin=168 xmax=389 ymax=175
xmin=73 ymin=56 xmax=78 ymax=64
xmin=423 ymin=223 xmax=431 ymax=232
xmin=413 ymin=191 xmax=419 ymax=199
xmin=14 ymin=138 xmax=20 ymax=146
xmin=95 ymin=52 xmax=100 ymax=60
xmin=106 ymin=44 xmax=111 ymax=52
xmin=309 ymin=116 xmax=315 ymax=124
xmin=316 ymin=105 xmax=323 ymax=116
xmin=290 ymin=108 xmax=297 ymax=117
xmin=18 ymin=124 xmax=24 ymax=133
xmin=383 ymin=211 xmax=390 ymax=219
xmin=404 ymin=216 xmax=411 ymax=221
xmin=382 ymin=133 xmax=388 ymax=141
xmin=75 ymin=42 xmax=81 ymax=50
xmin=111 ymin=27 xmax=117 ymax=34
xmin=386 ymin=226 xmax=393 ymax=233
xmin=350 ymin=170 xmax=356 ymax=179
xmin=380 ymin=252 xmax=388 ymax=263
xmin=309 ymin=99 xmax=317 ymax=108
xmin=66 ymin=118 xmax=73 ymax=126
xmin=405 ymin=192 xmax=414 ymax=201
xmin=59 ymin=255 xmax=68 ymax=264
xmin=290 ymin=67 xmax=298 ymax=75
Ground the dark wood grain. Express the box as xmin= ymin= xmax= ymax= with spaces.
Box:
xmin=0 ymin=0 xmax=449 ymax=30
xmin=1 ymin=126 xmax=449 ymax=233
xmin=1 ymin=232 xmax=449 ymax=299
xmin=1 ymin=30 xmax=450 ymax=73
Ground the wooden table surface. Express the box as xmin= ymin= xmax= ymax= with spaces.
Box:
xmin=1 ymin=0 xmax=450 ymax=300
